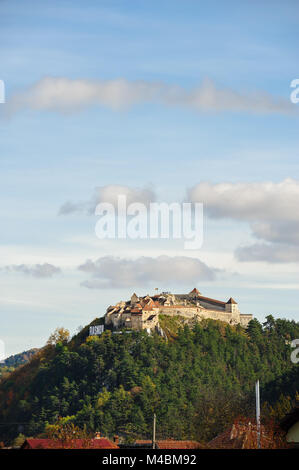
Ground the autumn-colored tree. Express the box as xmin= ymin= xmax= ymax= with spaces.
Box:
xmin=12 ymin=433 xmax=27 ymax=448
xmin=47 ymin=328 xmax=70 ymax=346
xmin=46 ymin=417 xmax=92 ymax=448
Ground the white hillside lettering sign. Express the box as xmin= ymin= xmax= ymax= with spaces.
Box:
xmin=89 ymin=325 xmax=104 ymax=336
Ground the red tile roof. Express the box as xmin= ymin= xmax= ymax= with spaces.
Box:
xmin=197 ymin=295 xmax=226 ymax=306
xmin=143 ymin=305 xmax=154 ymax=311
xmin=157 ymin=440 xmax=203 ymax=449
xmin=208 ymin=423 xmax=273 ymax=449
xmin=189 ymin=288 xmax=201 ymax=295
xmin=208 ymin=429 xmax=245 ymax=449
xmin=22 ymin=438 xmax=118 ymax=449
xmin=135 ymin=440 xmax=202 ymax=449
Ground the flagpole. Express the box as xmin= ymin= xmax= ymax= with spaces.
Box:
xmin=255 ymin=380 xmax=261 ymax=449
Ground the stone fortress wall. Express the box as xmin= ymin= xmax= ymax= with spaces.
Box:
xmin=105 ymin=288 xmax=253 ymax=331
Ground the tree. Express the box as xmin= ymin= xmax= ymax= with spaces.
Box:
xmin=12 ymin=433 xmax=26 ymax=448
xmin=47 ymin=328 xmax=70 ymax=346
xmin=247 ymin=319 xmax=263 ymax=341
xmin=46 ymin=417 xmax=92 ymax=448
xmin=263 ymin=315 xmax=276 ymax=333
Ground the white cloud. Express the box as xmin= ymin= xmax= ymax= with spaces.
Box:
xmin=6 ymin=76 xmax=294 ymax=116
xmin=251 ymin=220 xmax=299 ymax=246
xmin=235 ymin=243 xmax=299 ymax=263
xmin=78 ymin=255 xmax=216 ymax=288
xmin=4 ymin=263 xmax=61 ymax=278
xmin=188 ymin=179 xmax=299 ymax=223
xmin=59 ymin=184 xmax=155 ymax=215
xmin=189 ymin=178 xmax=299 ymax=263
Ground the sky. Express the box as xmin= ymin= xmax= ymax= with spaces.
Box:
xmin=0 ymin=0 xmax=299 ymax=357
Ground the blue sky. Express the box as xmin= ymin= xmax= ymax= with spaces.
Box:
xmin=1 ymin=0 xmax=299 ymax=356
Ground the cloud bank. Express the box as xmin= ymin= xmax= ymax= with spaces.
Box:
xmin=59 ymin=184 xmax=155 ymax=215
xmin=5 ymin=263 xmax=61 ymax=278
xmin=78 ymin=255 xmax=216 ymax=289
xmin=235 ymin=243 xmax=299 ymax=264
xmin=189 ymin=178 xmax=299 ymax=263
xmin=188 ymin=179 xmax=299 ymax=223
xmin=6 ymin=76 xmax=294 ymax=116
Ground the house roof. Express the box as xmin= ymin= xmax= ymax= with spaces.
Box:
xmin=157 ymin=440 xmax=203 ymax=449
xmin=208 ymin=429 xmax=245 ymax=449
xmin=143 ymin=304 xmax=154 ymax=311
xmin=197 ymin=295 xmax=226 ymax=306
xmin=208 ymin=422 xmax=273 ymax=449
xmin=135 ymin=439 xmax=202 ymax=449
xmin=189 ymin=288 xmax=201 ymax=295
xmin=226 ymin=297 xmax=237 ymax=304
xmin=21 ymin=438 xmax=118 ymax=449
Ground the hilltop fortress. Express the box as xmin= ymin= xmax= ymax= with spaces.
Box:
xmin=104 ymin=288 xmax=253 ymax=331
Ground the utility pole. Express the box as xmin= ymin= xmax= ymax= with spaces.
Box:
xmin=255 ymin=380 xmax=261 ymax=449
xmin=152 ymin=413 xmax=156 ymax=449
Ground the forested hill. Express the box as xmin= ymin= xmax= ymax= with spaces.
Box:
xmin=0 ymin=348 xmax=39 ymax=379
xmin=2 ymin=348 xmax=39 ymax=368
xmin=0 ymin=315 xmax=298 ymax=445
